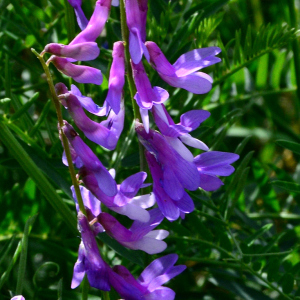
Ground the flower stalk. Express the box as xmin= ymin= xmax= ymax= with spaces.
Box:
xmin=31 ymin=48 xmax=86 ymax=216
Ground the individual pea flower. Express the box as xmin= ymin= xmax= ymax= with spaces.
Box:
xmin=131 ymin=61 xmax=169 ymax=132
xmin=11 ymin=297 xmax=25 ymax=300
xmin=194 ymin=151 xmax=239 ymax=191
xmin=105 ymin=41 xmax=125 ymax=114
xmin=67 ymin=0 xmax=88 ymax=30
xmin=152 ymin=104 xmax=210 ymax=156
xmin=146 ymin=41 xmax=221 ymax=94
xmin=136 ymin=122 xmax=200 ymax=201
xmin=125 ymin=0 xmax=149 ymax=64
xmin=55 ymin=82 xmax=107 ymax=116
xmin=98 ymin=208 xmax=168 ymax=254
xmin=108 ymin=253 xmax=186 ymax=300
xmin=60 ymin=93 xmax=124 ymax=150
xmin=72 ymin=212 xmax=110 ymax=290
xmin=70 ymin=0 xmax=112 ymax=45
xmin=145 ymin=151 xmax=194 ymax=221
xmin=48 ymin=56 xmax=103 ymax=85
xmin=62 ymin=121 xmax=117 ymax=196
xmin=80 ymin=167 xmax=155 ymax=222
xmin=71 ymin=185 xmax=104 ymax=235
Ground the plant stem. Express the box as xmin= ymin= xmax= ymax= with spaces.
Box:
xmin=31 ymin=48 xmax=86 ymax=216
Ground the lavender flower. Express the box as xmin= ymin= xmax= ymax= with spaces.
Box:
xmin=48 ymin=56 xmax=103 ymax=85
xmin=70 ymin=0 xmax=112 ymax=45
xmin=136 ymin=122 xmax=200 ymax=201
xmin=81 ymin=167 xmax=155 ymax=222
xmin=194 ymin=151 xmax=239 ymax=191
xmin=109 ymin=254 xmax=186 ymax=300
xmin=98 ymin=208 xmax=168 ymax=254
xmin=67 ymin=0 xmax=88 ymax=30
xmin=105 ymin=41 xmax=125 ymax=114
xmin=61 ymin=93 xmax=124 ymax=150
xmin=43 ymin=42 xmax=99 ymax=61
xmin=125 ymin=0 xmax=149 ymax=64
xmin=11 ymin=297 xmax=25 ymax=300
xmin=62 ymin=121 xmax=117 ymax=196
xmin=146 ymin=151 xmax=194 ymax=221
xmin=146 ymin=41 xmax=221 ymax=94
xmin=72 ymin=212 xmax=110 ymax=290
xmin=152 ymin=104 xmax=210 ymax=151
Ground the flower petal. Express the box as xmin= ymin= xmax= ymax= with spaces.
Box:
xmin=199 ymin=173 xmax=224 ymax=191
xmin=120 ymin=171 xmax=147 ymax=198
xmin=173 ymin=47 xmax=221 ymax=76
xmin=180 ymin=110 xmax=210 ymax=131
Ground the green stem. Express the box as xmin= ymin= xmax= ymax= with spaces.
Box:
xmin=287 ymin=0 xmax=300 ymax=117
xmin=31 ymin=48 xmax=86 ymax=216
xmin=102 ymin=291 xmax=111 ymax=300
xmin=120 ymin=0 xmax=140 ymax=121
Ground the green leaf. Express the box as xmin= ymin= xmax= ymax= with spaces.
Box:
xmin=16 ymin=215 xmax=37 ymax=295
xmin=276 ymin=139 xmax=300 ymax=155
xmin=245 ymin=223 xmax=273 ymax=247
xmin=271 ymin=180 xmax=300 ymax=193
xmin=0 ymin=122 xmax=77 ymax=234
xmin=281 ymin=273 xmax=294 ymax=294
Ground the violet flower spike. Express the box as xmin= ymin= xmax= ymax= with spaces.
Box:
xmin=146 ymin=41 xmax=221 ymax=94
xmin=71 ymin=212 xmax=110 ymax=290
xmin=125 ymin=0 xmax=149 ymax=64
xmin=152 ymin=104 xmax=210 ymax=151
xmin=194 ymin=151 xmax=239 ymax=191
xmin=81 ymin=168 xmax=155 ymax=222
xmin=62 ymin=121 xmax=117 ymax=197
xmin=62 ymin=93 xmax=124 ymax=150
xmin=105 ymin=41 xmax=125 ymax=114
xmin=98 ymin=208 xmax=168 ymax=254
xmin=108 ymin=253 xmax=186 ymax=300
xmin=48 ymin=56 xmax=103 ymax=85
xmin=67 ymin=0 xmax=88 ymax=30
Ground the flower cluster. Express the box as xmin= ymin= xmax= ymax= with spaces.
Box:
xmin=40 ymin=0 xmax=239 ymax=299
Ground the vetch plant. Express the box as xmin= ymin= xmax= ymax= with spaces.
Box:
xmin=29 ymin=0 xmax=239 ymax=298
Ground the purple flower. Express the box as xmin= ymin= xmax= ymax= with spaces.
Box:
xmin=80 ymin=168 xmax=155 ymax=222
xmin=67 ymin=0 xmax=88 ymax=30
xmin=105 ymin=41 xmax=125 ymax=114
xmin=108 ymin=254 xmax=186 ymax=300
xmin=71 ymin=185 xmax=104 ymax=235
xmin=11 ymin=297 xmax=25 ymax=300
xmin=136 ymin=122 xmax=200 ymax=201
xmin=126 ymin=0 xmax=149 ymax=64
xmin=194 ymin=151 xmax=239 ymax=191
xmin=62 ymin=121 xmax=117 ymax=196
xmin=43 ymin=42 xmax=99 ymax=61
xmin=71 ymin=212 xmax=110 ymax=290
xmin=146 ymin=41 xmax=221 ymax=94
xmin=98 ymin=208 xmax=168 ymax=254
xmin=48 ymin=56 xmax=103 ymax=85
xmin=146 ymin=151 xmax=194 ymax=221
xmin=70 ymin=0 xmax=111 ymax=45
xmin=152 ymin=104 xmax=210 ymax=151
xmin=61 ymin=93 xmax=124 ymax=150
xmin=131 ymin=61 xmax=169 ymax=132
